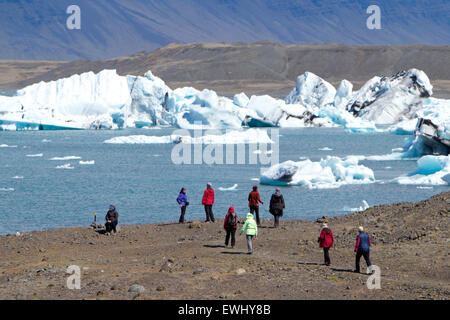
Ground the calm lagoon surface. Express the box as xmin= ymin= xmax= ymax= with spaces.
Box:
xmin=0 ymin=127 xmax=447 ymax=234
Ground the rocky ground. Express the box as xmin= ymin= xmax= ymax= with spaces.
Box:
xmin=0 ymin=192 xmax=449 ymax=300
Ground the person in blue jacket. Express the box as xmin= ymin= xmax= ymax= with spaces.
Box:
xmin=177 ymin=188 xmax=189 ymax=223
xmin=354 ymin=226 xmax=372 ymax=273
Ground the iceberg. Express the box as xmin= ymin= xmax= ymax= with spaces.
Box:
xmin=55 ymin=163 xmax=75 ymax=169
xmin=49 ymin=156 xmax=82 ymax=161
xmin=105 ymin=129 xmax=274 ymax=145
xmin=392 ymin=155 xmax=450 ymax=185
xmin=218 ymin=184 xmax=238 ymax=191
xmin=79 ymin=160 xmax=95 ymax=165
xmin=0 ymin=67 xmax=447 ymax=134
xmin=346 ymin=69 xmax=433 ymax=125
xmin=260 ymin=156 xmax=375 ymax=189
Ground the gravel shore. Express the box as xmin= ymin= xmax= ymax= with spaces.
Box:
xmin=1 ymin=192 xmax=449 ymax=300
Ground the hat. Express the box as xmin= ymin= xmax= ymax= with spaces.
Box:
xmin=358 ymin=226 xmax=364 ymax=232
xmin=207 ymin=182 xmax=212 ymax=187
xmin=228 ymin=206 xmax=235 ymax=213
xmin=253 ymin=185 xmax=258 ymax=191
xmin=109 ymin=205 xmax=115 ymax=210
xmin=322 ymin=223 xmax=328 ymax=228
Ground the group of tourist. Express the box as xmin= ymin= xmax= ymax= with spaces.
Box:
xmin=103 ymin=183 xmax=372 ymax=271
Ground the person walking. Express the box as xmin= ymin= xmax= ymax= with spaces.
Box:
xmin=176 ymin=188 xmax=189 ymax=223
xmin=248 ymin=186 xmax=263 ymax=226
xmin=240 ymin=213 xmax=258 ymax=254
xmin=105 ymin=204 xmax=119 ymax=235
xmin=318 ymin=223 xmax=334 ymax=266
xmin=224 ymin=206 xmax=238 ymax=248
xmin=354 ymin=226 xmax=372 ymax=273
xmin=202 ymin=183 xmax=215 ymax=222
xmin=269 ymin=187 xmax=285 ymax=228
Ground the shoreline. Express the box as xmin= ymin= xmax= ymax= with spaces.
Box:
xmin=1 ymin=192 xmax=449 ymax=300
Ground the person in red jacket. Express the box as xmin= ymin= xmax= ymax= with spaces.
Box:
xmin=318 ymin=223 xmax=334 ymax=266
xmin=248 ymin=186 xmax=263 ymax=226
xmin=202 ymin=183 xmax=215 ymax=222
xmin=224 ymin=206 xmax=238 ymax=248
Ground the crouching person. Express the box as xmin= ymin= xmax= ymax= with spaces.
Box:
xmin=240 ymin=213 xmax=258 ymax=254
xmin=105 ymin=205 xmax=119 ymax=234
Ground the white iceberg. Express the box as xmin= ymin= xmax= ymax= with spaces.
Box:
xmin=260 ymin=156 xmax=375 ymax=189
xmin=79 ymin=160 xmax=95 ymax=165
xmin=392 ymin=155 xmax=450 ymax=185
xmin=0 ymin=67 xmax=447 ymax=134
xmin=55 ymin=163 xmax=75 ymax=169
xmin=218 ymin=184 xmax=238 ymax=191
xmin=104 ymin=129 xmax=273 ymax=145
xmin=50 ymin=156 xmax=82 ymax=161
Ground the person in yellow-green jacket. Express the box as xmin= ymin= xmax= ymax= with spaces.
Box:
xmin=240 ymin=213 xmax=258 ymax=254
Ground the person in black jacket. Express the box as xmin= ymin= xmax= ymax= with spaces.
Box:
xmin=269 ymin=188 xmax=285 ymax=228
xmin=105 ymin=204 xmax=119 ymax=234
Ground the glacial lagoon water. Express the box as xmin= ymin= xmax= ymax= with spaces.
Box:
xmin=0 ymin=127 xmax=448 ymax=235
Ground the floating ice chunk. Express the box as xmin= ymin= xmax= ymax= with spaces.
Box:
xmin=50 ymin=156 xmax=82 ymax=161
xmin=318 ymin=147 xmax=333 ymax=151
xmin=260 ymin=156 xmax=375 ymax=189
xmin=218 ymin=184 xmax=238 ymax=191
xmin=26 ymin=153 xmax=43 ymax=157
xmin=250 ymin=178 xmax=259 ymax=181
xmin=0 ymin=124 xmax=17 ymax=131
xmin=0 ymin=144 xmax=17 ymax=148
xmin=0 ymin=187 xmax=14 ymax=192
xmin=105 ymin=129 xmax=273 ymax=145
xmin=12 ymin=176 xmax=24 ymax=179
xmin=392 ymin=155 xmax=450 ymax=185
xmin=79 ymin=160 xmax=95 ymax=165
xmin=346 ymin=200 xmax=370 ymax=212
xmin=42 ymin=139 xmax=51 ymax=143
xmin=55 ymin=163 xmax=75 ymax=169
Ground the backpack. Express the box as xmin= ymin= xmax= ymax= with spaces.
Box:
xmin=227 ymin=212 xmax=237 ymax=226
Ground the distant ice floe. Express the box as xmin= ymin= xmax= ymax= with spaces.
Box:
xmin=260 ymin=156 xmax=375 ymax=189
xmin=218 ymin=184 xmax=238 ymax=191
xmin=318 ymin=147 xmax=333 ymax=151
xmin=0 ymin=188 xmax=14 ymax=192
xmin=42 ymin=139 xmax=51 ymax=143
xmin=345 ymin=200 xmax=370 ymax=212
xmin=12 ymin=176 xmax=24 ymax=179
xmin=79 ymin=160 xmax=95 ymax=165
xmin=55 ymin=163 xmax=75 ymax=169
xmin=50 ymin=156 xmax=82 ymax=161
xmin=392 ymin=155 xmax=450 ymax=185
xmin=26 ymin=153 xmax=43 ymax=157
xmin=0 ymin=144 xmax=17 ymax=148
xmin=104 ymin=129 xmax=273 ymax=145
